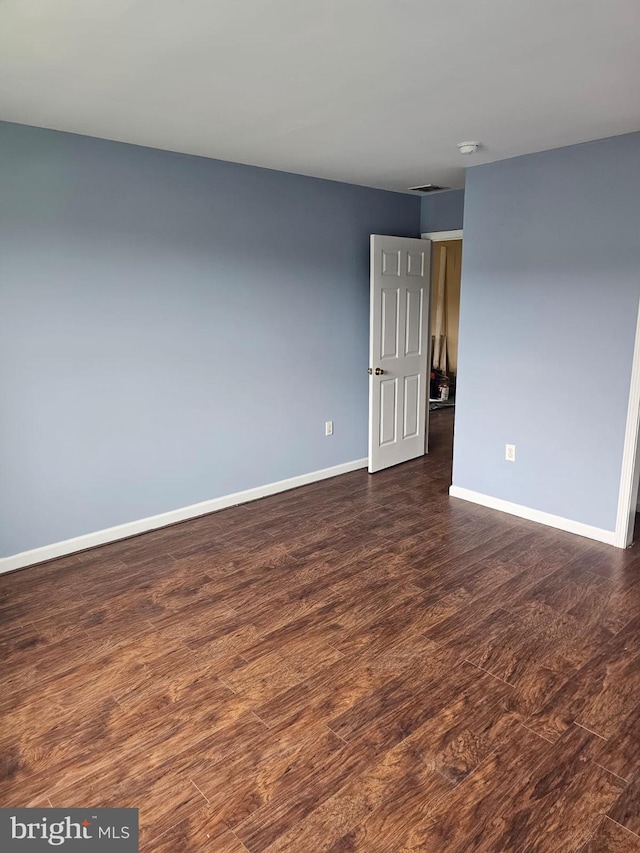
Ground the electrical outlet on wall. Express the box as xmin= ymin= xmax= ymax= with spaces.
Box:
xmin=505 ymin=444 xmax=516 ymax=462
xmin=325 ymin=421 xmax=334 ymax=436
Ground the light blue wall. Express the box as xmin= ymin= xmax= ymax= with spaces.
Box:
xmin=0 ymin=121 xmax=420 ymax=557
xmin=453 ymin=132 xmax=640 ymax=531
xmin=420 ymin=188 xmax=465 ymax=233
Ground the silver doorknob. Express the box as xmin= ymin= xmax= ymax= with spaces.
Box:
xmin=375 ymin=367 xmax=384 ymax=375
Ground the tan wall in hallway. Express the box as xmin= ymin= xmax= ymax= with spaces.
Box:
xmin=431 ymin=239 xmax=462 ymax=374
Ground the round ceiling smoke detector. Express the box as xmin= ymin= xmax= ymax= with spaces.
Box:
xmin=458 ymin=141 xmax=481 ymax=155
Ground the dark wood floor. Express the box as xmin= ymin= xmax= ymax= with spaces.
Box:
xmin=2 ymin=410 xmax=640 ymax=852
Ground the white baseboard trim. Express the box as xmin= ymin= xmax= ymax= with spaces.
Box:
xmin=0 ymin=457 xmax=368 ymax=575
xmin=449 ymin=485 xmax=617 ymax=547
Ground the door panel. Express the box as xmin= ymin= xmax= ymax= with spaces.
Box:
xmin=380 ymin=378 xmax=397 ymax=445
xmin=403 ymin=374 xmax=420 ymax=439
xmin=407 ymin=251 xmax=425 ymax=277
xmin=369 ymin=235 xmax=431 ymax=473
xmin=381 ymin=289 xmax=399 ymax=358
xmin=382 ymin=249 xmax=401 ymax=276
xmin=405 ymin=289 xmax=422 ymax=356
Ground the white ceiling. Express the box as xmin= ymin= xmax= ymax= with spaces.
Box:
xmin=0 ymin=0 xmax=639 ymax=193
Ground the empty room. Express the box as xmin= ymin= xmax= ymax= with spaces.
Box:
xmin=2 ymin=1 xmax=640 ymax=851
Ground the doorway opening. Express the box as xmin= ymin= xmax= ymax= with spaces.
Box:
xmin=423 ymin=230 xmax=463 ymax=470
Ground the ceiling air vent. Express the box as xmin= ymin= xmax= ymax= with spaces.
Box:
xmin=408 ymin=184 xmax=449 ymax=193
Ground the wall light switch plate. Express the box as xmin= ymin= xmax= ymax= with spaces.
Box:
xmin=325 ymin=421 xmax=334 ymax=436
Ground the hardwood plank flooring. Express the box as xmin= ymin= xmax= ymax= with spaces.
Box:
xmin=2 ymin=409 xmax=640 ymax=851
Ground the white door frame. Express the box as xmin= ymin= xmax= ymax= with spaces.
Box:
xmin=614 ymin=298 xmax=640 ymax=547
xmin=421 ymin=230 xmax=463 ymax=242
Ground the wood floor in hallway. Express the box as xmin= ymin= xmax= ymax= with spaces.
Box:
xmin=2 ymin=410 xmax=640 ymax=852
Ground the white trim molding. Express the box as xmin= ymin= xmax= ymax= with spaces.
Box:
xmin=421 ymin=230 xmax=463 ymax=241
xmin=0 ymin=457 xmax=368 ymax=575
xmin=614 ymin=298 xmax=640 ymax=548
xmin=449 ymin=485 xmax=617 ymax=547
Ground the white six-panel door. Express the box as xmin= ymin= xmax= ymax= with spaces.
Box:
xmin=368 ymin=235 xmax=431 ymax=473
